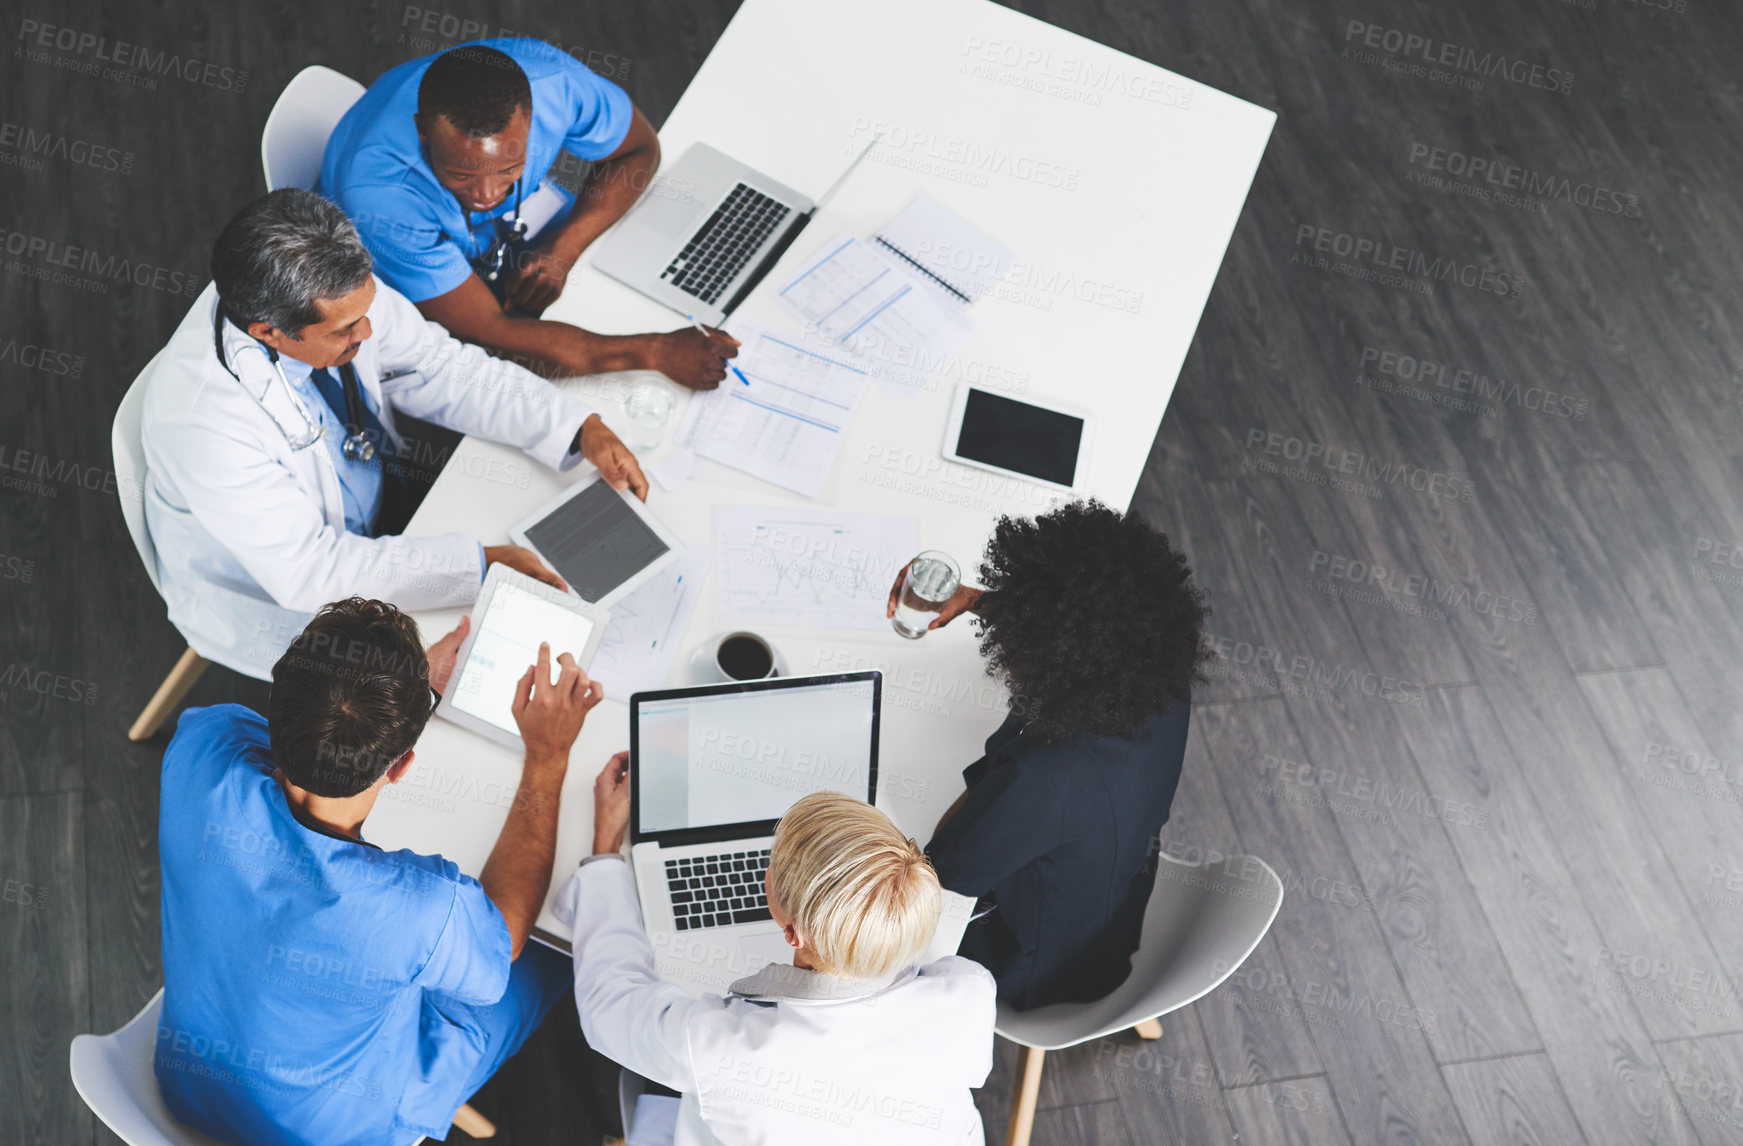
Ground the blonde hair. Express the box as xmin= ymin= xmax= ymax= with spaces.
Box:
xmin=768 ymin=792 xmax=942 ymax=980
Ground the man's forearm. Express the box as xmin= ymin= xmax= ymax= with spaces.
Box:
xmin=558 ymin=148 xmax=661 ymax=255
xmin=479 ymin=762 xmax=566 ymax=960
xmin=476 ymin=316 xmax=656 ymax=379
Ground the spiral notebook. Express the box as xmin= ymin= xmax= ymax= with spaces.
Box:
xmin=872 ymin=194 xmax=1013 ymax=307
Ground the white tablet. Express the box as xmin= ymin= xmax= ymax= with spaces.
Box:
xmin=435 ymin=564 xmax=610 ymax=749
xmin=509 ymin=473 xmax=686 ymax=608
xmin=941 ymin=384 xmax=1094 ymax=493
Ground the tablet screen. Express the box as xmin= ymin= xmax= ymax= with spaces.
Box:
xmin=451 ymin=581 xmax=599 ymax=736
xmin=954 ymin=388 xmax=1084 ymax=487
xmin=522 ymin=481 xmax=671 ymax=603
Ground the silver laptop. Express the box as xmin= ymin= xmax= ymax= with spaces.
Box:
xmin=629 ymin=671 xmax=881 ymax=994
xmin=591 ymin=138 xmax=877 ymax=326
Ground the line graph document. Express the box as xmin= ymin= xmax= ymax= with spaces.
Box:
xmin=674 ymin=322 xmax=871 ymax=498
xmin=715 ymin=506 xmax=916 ymax=631
xmin=588 ymin=547 xmax=710 ymax=702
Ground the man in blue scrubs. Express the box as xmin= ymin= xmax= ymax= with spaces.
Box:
xmin=323 ymin=40 xmax=738 ymax=389
xmin=154 ymin=597 xmax=603 ymax=1146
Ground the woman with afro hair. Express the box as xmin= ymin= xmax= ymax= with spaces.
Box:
xmin=891 ymin=499 xmax=1210 ymax=1011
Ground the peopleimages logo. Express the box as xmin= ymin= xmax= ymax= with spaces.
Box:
xmin=1340 ymin=20 xmax=1574 ymax=95
xmin=1294 ymin=225 xmax=1524 ymax=299
xmin=1358 ymin=345 xmax=1589 ymax=421
xmin=1310 ymin=549 xmax=1539 ymax=626
xmin=1243 ymin=428 xmax=1476 ymax=503
xmin=1406 ymin=143 xmax=1639 ymax=217
xmin=16 ymin=19 xmax=249 ymax=92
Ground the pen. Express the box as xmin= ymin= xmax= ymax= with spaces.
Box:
xmin=688 ymin=314 xmax=751 ymax=386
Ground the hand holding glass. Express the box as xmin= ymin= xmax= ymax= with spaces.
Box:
xmin=890 ymin=551 xmax=961 ymax=639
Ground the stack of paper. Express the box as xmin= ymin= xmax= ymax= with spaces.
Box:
xmin=772 ymin=195 xmax=1012 ymax=395
xmin=674 ymin=321 xmax=872 ymax=498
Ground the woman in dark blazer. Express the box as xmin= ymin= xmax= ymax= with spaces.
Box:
xmin=893 ymin=501 xmax=1210 ymax=1011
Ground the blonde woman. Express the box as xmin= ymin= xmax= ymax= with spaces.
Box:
xmin=557 ymin=762 xmax=996 ymax=1145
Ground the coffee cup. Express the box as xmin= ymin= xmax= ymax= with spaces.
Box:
xmin=714 ymin=631 xmax=777 ymax=682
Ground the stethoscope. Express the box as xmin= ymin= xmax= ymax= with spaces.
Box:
xmin=465 ymin=177 xmax=527 ymax=284
xmin=213 ymin=307 xmax=376 ymax=462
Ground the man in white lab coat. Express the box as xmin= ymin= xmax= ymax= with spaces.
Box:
xmin=141 ymin=188 xmax=646 ymax=676
xmin=557 ymin=766 xmax=997 ymax=1146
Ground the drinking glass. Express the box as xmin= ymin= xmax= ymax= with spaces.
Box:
xmin=891 ymin=551 xmax=961 ymax=639
xmin=623 ymin=380 xmax=675 ymax=449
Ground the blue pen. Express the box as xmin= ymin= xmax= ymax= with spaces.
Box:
xmin=687 ymin=313 xmax=750 ymax=386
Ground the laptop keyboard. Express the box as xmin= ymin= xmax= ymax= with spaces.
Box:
xmin=665 ymin=847 xmax=774 ymax=931
xmin=660 ymin=183 xmax=791 ymax=305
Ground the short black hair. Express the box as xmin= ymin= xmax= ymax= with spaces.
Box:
xmin=211 ymin=189 xmax=372 ymax=337
xmin=268 ymin=599 xmax=432 ymax=798
xmin=973 ymin=500 xmax=1210 ymax=744
xmin=417 ymin=45 xmax=532 ymax=137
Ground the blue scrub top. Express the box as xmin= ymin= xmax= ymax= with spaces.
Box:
xmin=321 ymin=37 xmax=633 ymax=302
xmin=154 ymin=705 xmax=513 ymax=1146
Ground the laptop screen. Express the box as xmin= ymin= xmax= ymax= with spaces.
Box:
xmin=630 ymin=673 xmax=880 ymax=844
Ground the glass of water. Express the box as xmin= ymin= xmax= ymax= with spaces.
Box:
xmin=892 ymin=551 xmax=961 ymax=639
xmin=623 ymin=380 xmax=675 ymax=449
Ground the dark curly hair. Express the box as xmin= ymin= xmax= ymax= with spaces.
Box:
xmin=973 ymin=500 xmax=1209 ymax=744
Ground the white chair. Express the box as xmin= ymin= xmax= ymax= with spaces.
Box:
xmin=995 ymin=853 xmax=1283 ymax=1146
xmin=261 ymin=65 xmax=366 ymax=192
xmin=70 ymin=989 xmax=496 ymax=1143
xmin=114 ymin=353 xmax=215 ymax=741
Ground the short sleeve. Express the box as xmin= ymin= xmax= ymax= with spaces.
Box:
xmin=926 ymin=759 xmax=1063 ymax=899
xmin=413 ymin=873 xmax=513 ymax=1006
xmin=554 ymin=54 xmax=633 ymax=160
xmin=342 ymin=184 xmax=475 ymax=303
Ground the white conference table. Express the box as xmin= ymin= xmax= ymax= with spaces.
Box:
xmin=369 ymin=0 xmax=1275 ymax=951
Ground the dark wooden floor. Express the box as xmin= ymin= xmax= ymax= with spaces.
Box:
xmin=4 ymin=0 xmax=1741 ymax=1143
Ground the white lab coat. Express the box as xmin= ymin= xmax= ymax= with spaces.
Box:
xmin=140 ymin=278 xmax=594 ymax=677
xmin=554 ymin=857 xmax=996 ymax=1146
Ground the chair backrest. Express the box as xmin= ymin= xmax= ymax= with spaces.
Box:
xmin=261 ymin=65 xmax=366 ymax=192
xmin=113 ymin=351 xmax=164 ymax=595
xmin=68 ymin=989 xmax=232 ymax=1146
xmin=994 ymin=853 xmax=1283 ymax=1050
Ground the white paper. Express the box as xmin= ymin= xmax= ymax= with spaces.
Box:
xmin=647 ymin=447 xmax=694 ymax=492
xmin=588 ymin=547 xmax=711 ymax=702
xmin=772 ymin=232 xmax=973 ymax=397
xmin=715 ymin=506 xmax=916 ymax=631
xmin=674 ymin=322 xmax=871 ymax=497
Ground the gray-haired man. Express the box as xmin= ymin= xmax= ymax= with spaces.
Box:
xmin=140 ymin=189 xmax=646 ymax=677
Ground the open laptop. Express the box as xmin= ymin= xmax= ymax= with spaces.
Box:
xmin=591 ymin=137 xmax=878 ymax=326
xmin=629 ymin=671 xmax=881 ymax=994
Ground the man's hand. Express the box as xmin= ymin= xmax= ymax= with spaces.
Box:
xmin=425 ymin=615 xmax=470 ymax=696
xmin=502 ymin=243 xmax=575 ymax=316
xmin=648 ymin=326 xmax=740 ymax=390
xmin=511 ymin=642 xmax=604 ymax=770
xmin=886 ymin=561 xmax=983 ymax=630
xmin=484 ymin=544 xmax=567 ymax=592
xmin=577 ymin=414 xmax=649 ymax=501
xmin=592 ymin=752 xmax=631 ymax=855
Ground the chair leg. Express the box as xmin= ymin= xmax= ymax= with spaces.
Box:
xmin=1134 ymin=1018 xmax=1163 ymax=1040
xmin=451 ymin=1102 xmax=496 ymax=1138
xmin=1005 ymin=1045 xmax=1046 ymax=1146
xmin=127 ymin=647 xmax=210 ymax=742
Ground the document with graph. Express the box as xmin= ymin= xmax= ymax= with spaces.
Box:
xmin=674 ymin=321 xmax=872 ymax=498
xmin=588 ymin=546 xmax=710 ymax=702
xmin=714 ymin=506 xmax=917 ymax=630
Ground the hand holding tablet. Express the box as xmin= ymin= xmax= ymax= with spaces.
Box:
xmin=435 ymin=564 xmax=612 ymax=749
